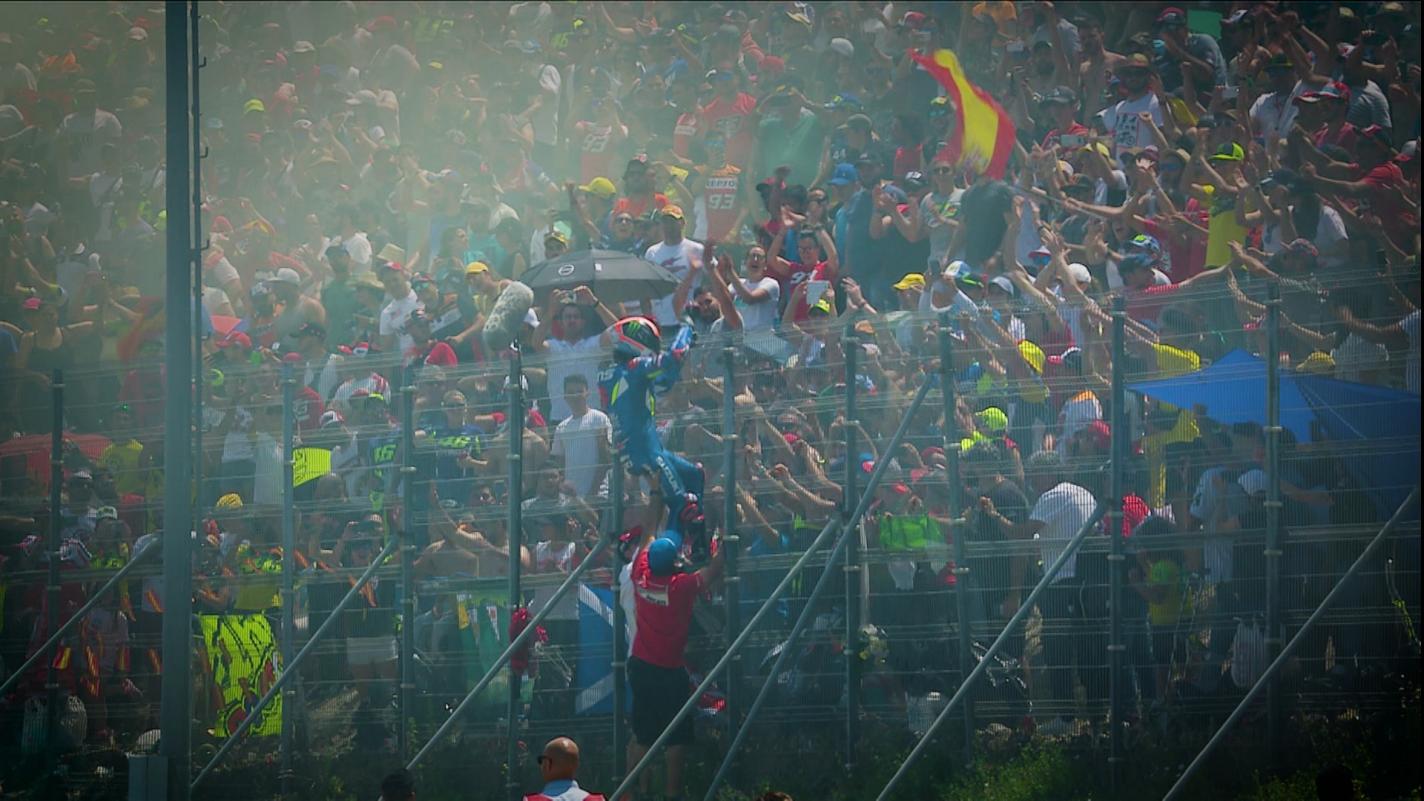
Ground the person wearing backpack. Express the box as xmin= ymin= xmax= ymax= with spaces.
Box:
xmin=524 ymin=736 xmax=604 ymax=801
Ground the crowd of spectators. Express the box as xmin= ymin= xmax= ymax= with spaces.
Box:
xmin=0 ymin=0 xmax=1419 ymax=786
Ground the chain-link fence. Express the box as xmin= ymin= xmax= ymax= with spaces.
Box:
xmin=2 ymin=292 xmax=1418 ymax=799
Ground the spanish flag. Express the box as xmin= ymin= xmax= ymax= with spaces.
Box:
xmin=909 ymin=49 xmax=1016 ymax=180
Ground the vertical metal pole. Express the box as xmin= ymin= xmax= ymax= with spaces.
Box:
xmin=1109 ymin=297 xmax=1127 ymax=797
xmin=1264 ymin=283 xmax=1282 ymax=764
xmin=842 ymin=323 xmax=860 ymax=770
xmin=937 ymin=317 xmax=975 ymax=762
xmin=609 ymin=453 xmax=627 ymax=784
xmin=189 ymin=0 xmax=203 ymax=513
xmin=720 ymin=345 xmax=741 ymax=786
xmin=161 ymin=4 xmax=195 ymax=798
xmin=279 ymin=366 xmax=296 ymax=796
xmin=45 ymin=370 xmax=62 ymax=774
xmin=505 ymin=349 xmax=525 ymax=801
xmin=399 ymin=367 xmax=417 ymax=762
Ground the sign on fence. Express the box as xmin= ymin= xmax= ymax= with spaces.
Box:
xmin=199 ymin=614 xmax=282 ymax=737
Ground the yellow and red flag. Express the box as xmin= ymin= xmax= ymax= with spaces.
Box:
xmin=910 ymin=49 xmax=1016 ymax=179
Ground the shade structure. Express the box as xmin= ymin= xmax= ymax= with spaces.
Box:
xmin=1129 ymin=349 xmax=1421 ymax=517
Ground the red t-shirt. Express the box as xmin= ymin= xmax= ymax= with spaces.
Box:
xmin=1142 ymin=211 xmax=1207 ymax=281
xmin=672 ymin=111 xmax=701 ymax=160
xmin=700 ymin=93 xmax=758 ymax=168
xmin=612 ymin=193 xmax=669 ymax=220
xmin=575 ymin=121 xmax=627 ymax=184
xmin=771 ymin=258 xmax=836 ymax=321
xmin=1313 ymin=122 xmax=1357 ymax=152
xmin=630 ymin=547 xmax=704 ymax=669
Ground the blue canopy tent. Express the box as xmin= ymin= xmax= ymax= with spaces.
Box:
xmin=1129 ymin=350 xmax=1421 ymax=517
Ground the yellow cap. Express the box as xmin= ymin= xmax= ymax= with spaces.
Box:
xmin=976 ymin=407 xmax=1009 ymax=433
xmin=465 ymin=261 xmax=490 ymax=275
xmin=1298 ymin=351 xmax=1336 ymax=374
xmin=1018 ymin=340 xmax=1045 ymax=374
xmin=659 ymin=204 xmax=685 ymax=221
xmin=243 ymin=98 xmax=266 ymax=115
xmin=892 ymin=273 xmax=926 ymax=291
xmin=579 ymin=176 xmax=617 ymax=198
xmin=215 ymin=493 xmax=244 ymax=511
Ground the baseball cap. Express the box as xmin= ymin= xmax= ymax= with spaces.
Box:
xmin=988 ymin=275 xmax=1016 ymax=295
xmin=21 ymin=296 xmax=43 ymax=311
xmin=318 ymin=409 xmax=346 ymax=429
xmin=1298 ymin=81 xmax=1350 ymax=104
xmin=96 ymin=505 xmax=120 ymax=521
xmin=976 ymin=407 xmax=1009 ymax=434
xmin=215 ymin=493 xmax=244 ymax=511
xmin=1127 ymin=233 xmax=1162 ymax=257
xmin=1237 ymin=469 xmax=1268 ymax=497
xmin=828 ymin=163 xmax=858 ymax=186
xmin=292 ymin=40 xmax=315 ymax=54
xmin=1208 ymin=142 xmax=1245 ymax=162
xmin=1066 ymin=262 xmax=1093 ymax=284
xmin=1156 ymin=7 xmax=1187 ymax=27
xmin=659 ymin=205 xmax=685 ymax=221
xmin=828 ymin=37 xmax=854 ymax=57
xmin=465 ymin=261 xmax=490 ymax=276
xmin=892 ymin=273 xmax=926 ymax=291
xmin=243 ymin=98 xmax=266 ymax=115
xmin=1298 ymin=352 xmax=1337 ymax=374
xmin=269 ymin=267 xmax=301 ymax=285
xmin=1041 ymin=86 xmax=1078 ymax=106
xmin=899 ymin=11 xmax=929 ymax=29
xmin=216 ymin=331 xmax=253 ymax=350
xmin=410 ymin=271 xmax=435 ymax=287
xmin=823 ymin=93 xmax=863 ymax=111
xmin=579 ymin=176 xmax=617 ymax=198
xmin=647 ymin=536 xmax=680 ymax=576
xmin=376 ymin=243 xmax=407 ymax=263
xmin=1119 ymin=53 xmax=1153 ymax=72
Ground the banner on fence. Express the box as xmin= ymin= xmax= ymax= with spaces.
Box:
xmin=576 ymin=584 xmax=631 ymax=715
xmin=199 ymin=614 xmax=282 ymax=737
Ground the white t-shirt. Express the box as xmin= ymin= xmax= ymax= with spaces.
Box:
xmin=1248 ymin=82 xmax=1305 ymax=143
xmin=729 ymin=276 xmax=780 ymax=331
xmin=531 ymin=63 xmax=563 ymax=147
xmin=1030 ymin=481 xmax=1097 ymax=582
xmin=1260 ymin=206 xmax=1347 ymax=269
xmin=552 ymin=408 xmax=612 ymax=498
xmin=545 ymin=333 xmax=607 ymax=421
xmin=1101 ymin=94 xmax=1163 ymax=159
xmin=379 ymin=290 xmax=422 ymax=356
xmin=643 ymin=238 xmax=705 ymax=325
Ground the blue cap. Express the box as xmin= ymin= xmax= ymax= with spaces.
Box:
xmin=882 ymin=185 xmax=908 ymax=204
xmin=823 ymin=93 xmax=863 ymax=111
xmin=648 ymin=537 xmax=680 ymax=576
xmin=828 ymin=163 xmax=857 ymax=186
xmin=1127 ymin=233 xmax=1162 ymax=257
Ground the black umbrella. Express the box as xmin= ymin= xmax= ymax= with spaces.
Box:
xmin=520 ymin=249 xmax=679 ymax=306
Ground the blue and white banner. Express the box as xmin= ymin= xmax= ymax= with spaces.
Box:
xmin=575 ymin=584 xmax=631 ymax=715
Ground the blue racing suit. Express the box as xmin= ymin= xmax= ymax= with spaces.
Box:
xmin=598 ymin=325 xmax=704 ymax=544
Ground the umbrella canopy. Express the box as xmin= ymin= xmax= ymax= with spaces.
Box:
xmin=520 ymin=249 xmax=679 ymax=306
xmin=1130 ymin=350 xmax=1420 ymax=516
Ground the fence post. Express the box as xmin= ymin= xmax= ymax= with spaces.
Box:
xmin=720 ymin=344 xmax=741 ymax=786
xmin=937 ymin=317 xmax=976 ymax=762
xmin=609 ymin=453 xmax=627 ymax=784
xmin=1109 ymin=297 xmax=1127 ymax=798
xmin=1264 ymin=282 xmax=1282 ymax=764
xmin=842 ymin=322 xmax=861 ymax=771
xmin=189 ymin=0 xmax=203 ymax=517
xmin=279 ymin=366 xmax=297 ymax=796
xmin=505 ymin=348 xmax=526 ymax=801
xmin=160 ymin=3 xmax=196 ymax=795
xmin=45 ymin=370 xmax=62 ymax=774
xmin=399 ymin=366 xmax=418 ymax=762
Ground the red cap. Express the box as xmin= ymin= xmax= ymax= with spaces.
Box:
xmin=367 ymin=15 xmax=397 ymax=32
xmin=282 ymin=351 xmax=303 ymax=363
xmin=1081 ymin=420 xmax=1111 ymax=451
xmin=216 ymin=332 xmax=252 ymax=349
xmin=22 ymin=297 xmax=43 ymax=311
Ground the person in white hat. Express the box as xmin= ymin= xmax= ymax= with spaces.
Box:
xmin=268 ymin=266 xmax=327 ymax=346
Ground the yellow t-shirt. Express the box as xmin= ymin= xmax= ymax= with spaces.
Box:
xmin=1141 ymin=343 xmax=1202 ymax=507
xmin=1202 ymin=184 xmax=1250 ymax=269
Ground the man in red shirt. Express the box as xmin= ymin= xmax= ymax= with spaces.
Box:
xmin=699 ymin=69 xmax=757 ymax=170
xmin=612 ymin=158 xmax=669 ymax=220
xmin=627 ymin=531 xmax=723 ymax=801
xmin=1301 ymin=125 xmax=1418 ymax=254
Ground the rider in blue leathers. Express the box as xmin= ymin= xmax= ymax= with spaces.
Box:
xmin=598 ymin=316 xmax=707 ymax=561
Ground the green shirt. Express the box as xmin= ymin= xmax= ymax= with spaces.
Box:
xmin=757 ymin=108 xmax=825 ymax=186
